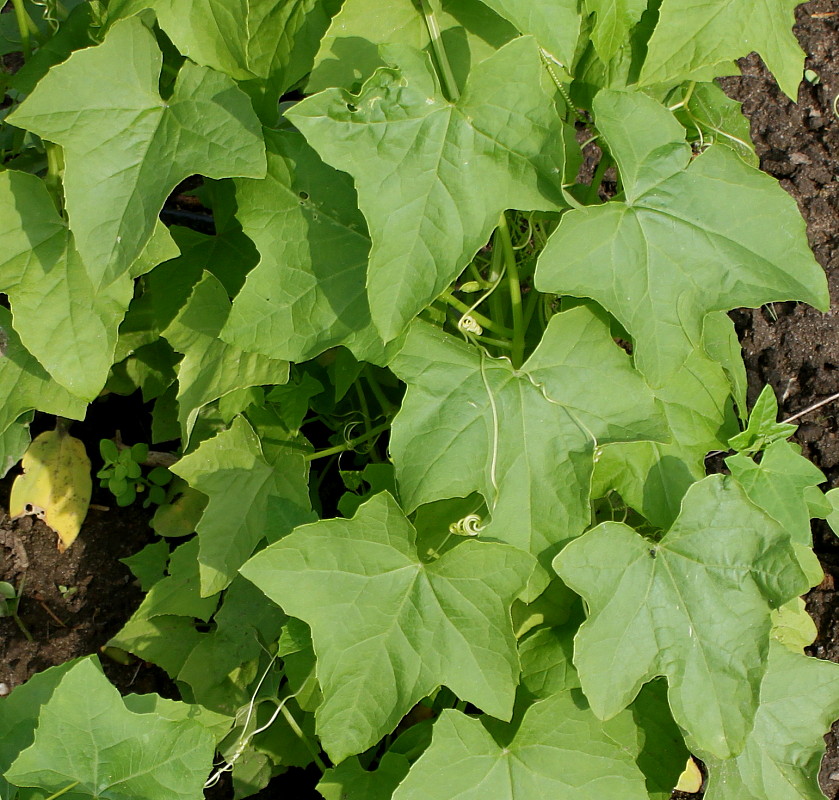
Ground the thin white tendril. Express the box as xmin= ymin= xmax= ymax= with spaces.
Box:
xmin=449 ymin=514 xmax=485 ymax=536
xmin=204 ymin=649 xmax=284 ymax=788
xmin=477 ymin=346 xmax=501 ymax=509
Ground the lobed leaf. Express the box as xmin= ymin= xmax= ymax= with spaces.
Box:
xmin=555 ymin=475 xmax=810 ymax=758
xmin=240 ymin=491 xmax=535 ymax=762
xmin=288 ymin=35 xmax=569 ymax=340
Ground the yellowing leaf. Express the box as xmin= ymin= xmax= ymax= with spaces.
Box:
xmin=675 ymin=757 xmax=703 ymax=793
xmin=9 ymin=426 xmax=92 ymax=551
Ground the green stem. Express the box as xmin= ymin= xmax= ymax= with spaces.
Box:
xmin=11 ymin=0 xmax=32 ymax=60
xmin=363 ymin=366 xmax=394 ymax=415
xmin=44 ymin=143 xmax=64 ymax=213
xmin=439 ymin=290 xmax=514 ymax=338
xmin=419 ymin=0 xmax=459 ymax=102
xmin=521 ymin=286 xmax=541 ymax=336
xmin=496 ymin=213 xmax=524 ymax=368
xmin=472 ymin=333 xmax=512 ymax=351
xmin=353 ymin=382 xmax=378 ymax=462
xmin=279 ymin=703 xmax=327 ymax=772
xmin=305 ymin=421 xmax=391 ymax=462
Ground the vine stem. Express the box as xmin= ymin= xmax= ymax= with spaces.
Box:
xmin=496 ymin=212 xmax=525 ymax=368
xmin=43 ymin=783 xmax=80 ymax=800
xmin=419 ymin=0 xmax=459 ymax=102
xmin=439 ymin=289 xmax=514 ymax=338
xmin=11 ymin=0 xmax=32 ymax=60
xmin=280 ymin=702 xmax=327 ymax=772
xmin=304 ymin=421 xmax=390 ymax=462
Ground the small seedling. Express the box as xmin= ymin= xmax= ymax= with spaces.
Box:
xmin=0 ymin=578 xmax=33 ymax=641
xmin=57 ymin=584 xmax=77 ymax=600
xmin=97 ymin=440 xmax=173 ymax=508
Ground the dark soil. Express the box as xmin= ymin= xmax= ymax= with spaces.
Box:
xmin=2 ymin=2 xmax=839 ymax=798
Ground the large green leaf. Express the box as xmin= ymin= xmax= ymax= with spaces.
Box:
xmin=240 ymin=491 xmax=535 ymax=762
xmin=704 ymin=643 xmax=839 ymax=800
xmin=535 ymin=90 xmax=828 ymax=385
xmin=393 ymin=693 xmax=648 ymax=799
xmin=162 ymin=272 xmax=289 ymax=444
xmin=7 ymin=16 xmax=265 ymax=288
xmin=306 ymin=0 xmax=516 ymax=93
xmin=641 ymin=0 xmax=805 ymax=98
xmin=288 ymin=36 xmax=569 ymax=340
xmin=222 ymin=129 xmax=387 ymax=363
xmin=390 ymin=307 xmax=666 ymax=564
xmin=172 ymin=415 xmax=313 ymax=596
xmin=0 ymin=170 xmax=166 ymax=400
xmin=555 ymin=475 xmax=810 ymax=758
xmin=592 ymin=342 xmax=737 ymax=528
xmin=0 ymin=307 xmax=86 ymax=437
xmin=5 ymin=658 xmax=215 ymax=800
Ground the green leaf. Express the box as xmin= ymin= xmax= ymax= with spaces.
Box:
xmin=770 ymin=597 xmax=817 ymax=653
xmin=592 ymin=342 xmax=737 ymax=528
xmin=391 ymin=307 xmax=666 ymax=564
xmin=7 ymin=16 xmax=266 ymax=288
xmin=0 ymin=307 xmax=87 ymax=437
xmin=641 ymin=0 xmax=805 ymax=99
xmin=584 ymin=0 xmax=648 ymax=63
xmin=288 ymin=36 xmax=569 ymax=340
xmin=162 ymin=272 xmax=289 ymax=444
xmin=673 ymin=81 xmax=758 ymax=167
xmin=518 ymin=625 xmax=580 ymax=698
xmin=392 ymin=693 xmax=649 ymax=799
xmin=111 ymin=0 xmax=340 ymax=114
xmin=478 ymin=0 xmax=580 ymax=72
xmin=172 ymin=415 xmax=313 ymax=596
xmin=0 ymin=170 xmax=136 ymax=400
xmin=555 ymin=475 xmax=810 ymax=758
xmin=535 ymin=89 xmax=828 ymax=385
xmin=222 ymin=129 xmax=387 ymax=363
xmin=120 ymin=539 xmax=170 ymax=591
xmin=240 ymin=491 xmax=535 ymax=762
xmin=726 ymin=440 xmax=825 ymax=548
xmin=6 ymin=658 xmax=215 ymax=800
xmin=728 ymin=384 xmax=798 ymax=454
xmin=703 ymin=643 xmax=839 ymax=800
xmin=827 ymin=488 xmax=839 ymax=536
xmin=318 ymin=752 xmax=411 ymax=800
xmin=0 ymin=414 xmax=32 ymax=480
xmin=307 ymin=0 xmax=516 ymax=93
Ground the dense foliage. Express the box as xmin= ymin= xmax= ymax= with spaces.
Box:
xmin=2 ymin=0 xmax=839 ymax=797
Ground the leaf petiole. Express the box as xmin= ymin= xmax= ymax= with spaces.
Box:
xmin=439 ymin=290 xmax=513 ymax=338
xmin=419 ymin=0 xmax=459 ymax=102
xmin=304 ymin=421 xmax=391 ymax=462
xmin=496 ymin=212 xmax=525 ymax=367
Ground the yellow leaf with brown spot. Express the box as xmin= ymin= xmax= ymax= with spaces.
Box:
xmin=9 ymin=426 xmax=91 ymax=551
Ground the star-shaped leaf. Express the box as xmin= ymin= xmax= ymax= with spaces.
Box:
xmin=0 ymin=170 xmax=173 ymax=400
xmin=390 ymin=306 xmax=666 ymax=564
xmin=6 ymin=658 xmax=215 ymax=800
xmin=703 ymin=642 xmax=839 ymax=800
xmin=240 ymin=491 xmax=535 ymax=762
xmin=172 ymin=415 xmax=313 ymax=596
xmin=162 ymin=272 xmax=289 ymax=444
xmin=535 ymin=90 xmax=828 ymax=385
xmin=641 ymin=0 xmax=805 ymax=99
xmin=222 ymin=129 xmax=388 ymax=363
xmin=288 ymin=35 xmax=569 ymax=340
xmin=7 ymin=16 xmax=265 ymax=288
xmin=392 ymin=693 xmax=648 ymax=799
xmin=555 ymin=475 xmax=810 ymax=758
